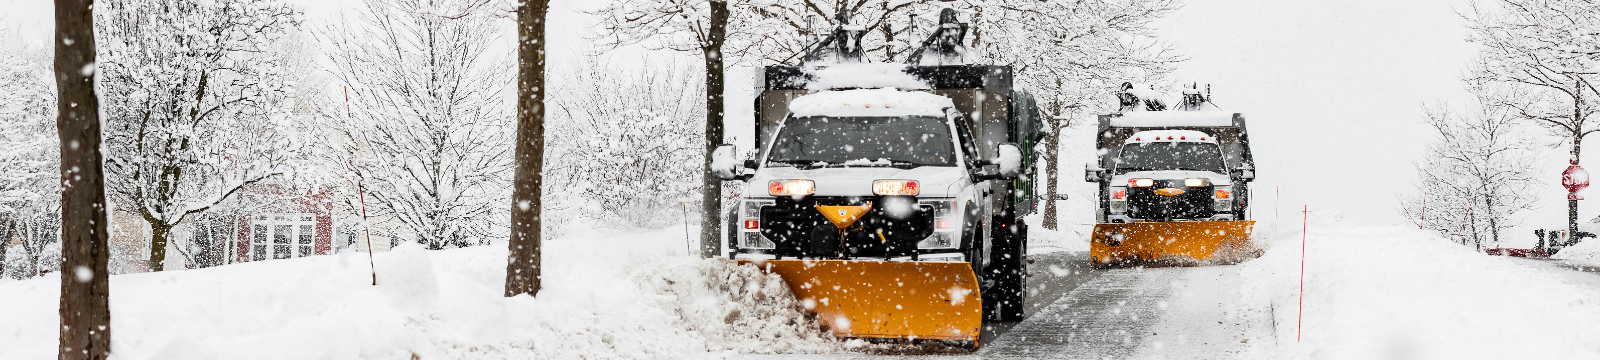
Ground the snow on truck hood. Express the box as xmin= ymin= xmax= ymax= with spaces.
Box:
xmin=788 ymin=88 xmax=953 ymax=117
xmin=748 ymin=166 xmax=968 ymax=197
xmin=1111 ymin=170 xmax=1232 ymax=186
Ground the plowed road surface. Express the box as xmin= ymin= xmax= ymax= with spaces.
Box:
xmin=741 ymin=251 xmax=1265 ymax=359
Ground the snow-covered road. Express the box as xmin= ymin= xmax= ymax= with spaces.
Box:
xmin=743 ymin=225 xmax=1600 ymax=360
xmin=1504 ymin=258 xmax=1600 ymax=292
xmin=978 ymin=264 xmax=1260 ymax=359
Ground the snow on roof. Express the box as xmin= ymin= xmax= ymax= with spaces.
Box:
xmin=1123 ymin=83 xmax=1167 ymax=103
xmin=805 ymin=63 xmax=931 ymax=90
xmin=1125 ymin=130 xmax=1217 ymax=143
xmin=788 ymin=88 xmax=953 ymax=117
xmin=1109 ymin=111 xmax=1236 ymax=127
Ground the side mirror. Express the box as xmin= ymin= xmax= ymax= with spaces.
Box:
xmin=994 ymin=143 xmax=1022 ymax=180
xmin=1233 ymin=164 xmax=1256 ymax=181
xmin=710 ymin=144 xmax=744 ymax=181
xmin=1084 ymin=164 xmax=1106 ymax=183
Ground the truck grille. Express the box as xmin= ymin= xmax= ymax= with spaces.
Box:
xmin=1126 ymin=180 xmax=1216 ymax=220
xmin=759 ymin=196 xmax=935 ymax=258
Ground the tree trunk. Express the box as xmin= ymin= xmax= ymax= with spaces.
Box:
xmin=21 ymin=222 xmax=42 ymax=277
xmin=0 ymin=217 xmax=12 ymax=278
xmin=147 ymin=221 xmax=171 ymax=272
xmin=55 ymin=0 xmax=112 ymax=357
xmin=505 ymin=0 xmax=549 ymax=298
xmin=1485 ymin=192 xmax=1497 ymax=251
xmin=1042 ymin=96 xmax=1062 ymax=230
xmin=698 ymin=0 xmax=729 ymax=259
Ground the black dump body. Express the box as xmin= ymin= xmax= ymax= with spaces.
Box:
xmin=759 ymin=196 xmax=936 ymax=259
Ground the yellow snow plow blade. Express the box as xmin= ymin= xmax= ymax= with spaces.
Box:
xmin=1090 ymin=221 xmax=1257 ymax=266
xmin=739 ymin=259 xmax=982 ymax=344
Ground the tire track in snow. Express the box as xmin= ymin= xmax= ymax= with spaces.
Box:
xmin=976 ymin=268 xmax=1177 ymax=359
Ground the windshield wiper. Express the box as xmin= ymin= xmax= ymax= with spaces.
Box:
xmin=768 ymin=159 xmax=830 ymax=170
xmin=828 ymin=159 xmax=922 ymax=169
xmin=886 ymin=160 xmax=920 ymax=169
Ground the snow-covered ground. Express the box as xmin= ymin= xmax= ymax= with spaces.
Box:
xmin=0 ymin=227 xmax=839 ymax=359
xmin=8 ymin=220 xmax=1600 ymax=359
xmin=1239 ymin=224 xmax=1600 ymax=359
xmin=1553 ymin=239 xmax=1600 ymax=267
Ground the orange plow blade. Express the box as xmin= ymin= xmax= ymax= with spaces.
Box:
xmin=739 ymin=259 xmax=982 ymax=343
xmin=1090 ymin=221 xmax=1258 ymax=266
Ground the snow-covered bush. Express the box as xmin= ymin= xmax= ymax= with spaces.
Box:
xmin=548 ymin=56 xmax=706 ymax=230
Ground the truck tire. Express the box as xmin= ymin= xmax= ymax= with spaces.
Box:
xmin=984 ymin=216 xmax=1028 ymax=322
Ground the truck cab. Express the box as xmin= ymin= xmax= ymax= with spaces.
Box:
xmin=1104 ymin=130 xmax=1238 ymax=223
xmin=716 ymin=88 xmax=1019 ymax=264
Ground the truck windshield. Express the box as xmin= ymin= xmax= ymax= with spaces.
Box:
xmin=1115 ymin=142 xmax=1227 ymax=173
xmin=767 ymin=115 xmax=955 ymax=168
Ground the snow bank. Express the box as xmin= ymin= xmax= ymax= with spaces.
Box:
xmin=1238 ymin=225 xmax=1600 ymax=359
xmin=805 ymin=64 xmax=929 ymax=91
xmin=1108 ymin=111 xmax=1235 ymax=127
xmin=1552 ymin=239 xmax=1600 ymax=266
xmin=0 ymin=228 xmax=841 ymax=359
xmin=788 ymin=88 xmax=953 ymax=117
xmin=1019 ymin=213 xmax=1090 ymax=254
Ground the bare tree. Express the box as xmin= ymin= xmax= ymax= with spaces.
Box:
xmin=506 ymin=0 xmax=549 ymax=298
xmin=1 ymin=36 xmax=61 ymax=279
xmin=55 ymin=0 xmax=111 ymax=357
xmin=1401 ymin=85 xmax=1540 ymax=250
xmin=1467 ymin=0 xmax=1600 ymax=240
xmin=946 ymin=1 xmax=1182 ymax=230
xmin=548 ymin=56 xmax=707 ymax=230
xmin=97 ymin=0 xmax=304 ymax=271
xmin=320 ymin=0 xmax=513 ymax=250
xmin=594 ymin=0 xmax=789 ymax=257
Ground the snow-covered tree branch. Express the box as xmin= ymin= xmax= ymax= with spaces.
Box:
xmin=318 ymin=0 xmax=513 ymax=250
xmin=98 ymin=0 xmax=307 ymax=271
xmin=1401 ymin=84 xmax=1540 ymax=250
xmin=0 ymin=38 xmax=61 ymax=279
xmin=547 ymin=56 xmax=707 ymax=230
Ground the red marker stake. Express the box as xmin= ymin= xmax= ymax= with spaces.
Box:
xmin=1298 ymin=205 xmax=1307 ymax=342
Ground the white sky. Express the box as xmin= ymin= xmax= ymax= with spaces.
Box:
xmin=1 ymin=0 xmax=1588 ymax=246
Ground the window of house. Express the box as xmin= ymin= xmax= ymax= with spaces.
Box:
xmin=250 ymin=213 xmax=317 ymax=261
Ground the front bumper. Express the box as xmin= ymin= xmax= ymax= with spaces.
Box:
xmin=1106 ymin=213 xmax=1235 ymax=223
xmin=734 ymin=196 xmax=960 ymax=259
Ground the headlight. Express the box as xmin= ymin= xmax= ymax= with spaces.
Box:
xmin=1185 ymin=178 xmax=1210 ymax=187
xmin=872 ymin=179 xmax=920 ymax=196
xmin=1213 ymin=186 xmax=1233 ymax=211
xmin=1110 ymin=186 xmax=1127 ymax=200
xmin=768 ymin=179 xmax=815 ymax=196
xmin=1130 ymin=178 xmax=1154 ymax=187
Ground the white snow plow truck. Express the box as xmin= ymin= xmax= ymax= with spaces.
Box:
xmin=711 ymin=9 xmax=1044 ymax=348
xmin=1084 ymin=83 xmax=1260 ymax=268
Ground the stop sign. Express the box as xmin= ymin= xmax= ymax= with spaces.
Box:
xmin=1564 ymin=160 xmax=1589 ymax=200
